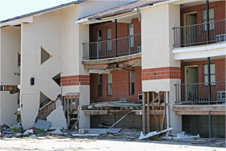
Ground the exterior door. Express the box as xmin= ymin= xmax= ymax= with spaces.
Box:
xmin=184 ymin=12 xmax=197 ymax=46
xmin=185 ymin=66 xmax=198 ymax=101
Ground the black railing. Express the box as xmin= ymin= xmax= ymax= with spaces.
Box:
xmin=83 ymin=34 xmax=141 ymax=60
xmin=173 ymin=19 xmax=226 ymax=48
xmin=175 ymin=81 xmax=226 ymax=104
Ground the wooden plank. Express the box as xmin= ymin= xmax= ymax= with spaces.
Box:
xmin=175 ymin=110 xmax=226 ymax=115
xmin=142 ymin=92 xmax=146 ymax=134
xmin=161 ymin=92 xmax=166 ymax=130
xmin=147 ymin=92 xmax=150 ymax=133
xmin=149 ymin=110 xmax=164 ymax=115
xmin=84 ymin=110 xmax=108 ymax=115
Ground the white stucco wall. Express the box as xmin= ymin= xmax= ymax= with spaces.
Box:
xmin=0 ymin=26 xmax=20 ymax=85
xmin=141 ymin=3 xmax=182 ymax=133
xmin=61 ymin=5 xmax=90 ymax=128
xmin=20 ymin=9 xmax=62 ymax=129
xmin=0 ymin=92 xmax=18 ymax=126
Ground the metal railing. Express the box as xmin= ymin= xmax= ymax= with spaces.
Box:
xmin=175 ymin=81 xmax=226 ymax=104
xmin=173 ymin=19 xmax=226 ymax=48
xmin=83 ymin=34 xmax=141 ymax=60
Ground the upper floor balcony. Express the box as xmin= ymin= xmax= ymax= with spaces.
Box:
xmin=173 ymin=19 xmax=226 ymax=48
xmin=83 ymin=34 xmax=141 ymax=61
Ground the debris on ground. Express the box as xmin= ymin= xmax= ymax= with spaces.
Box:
xmin=139 ymin=127 xmax=173 ymax=140
xmin=162 ymin=131 xmax=200 ymax=140
xmin=33 ymin=119 xmax=51 ymax=132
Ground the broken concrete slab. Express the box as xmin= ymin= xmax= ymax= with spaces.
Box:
xmin=162 ymin=131 xmax=200 ymax=140
xmin=139 ymin=127 xmax=173 ymax=140
xmin=81 ymin=128 xmax=121 ymax=135
xmin=47 ymin=105 xmax=67 ymax=129
xmin=50 ymin=128 xmax=63 ymax=135
xmin=78 ymin=129 xmax=88 ymax=134
xmin=23 ymin=129 xmax=34 ymax=135
xmin=33 ymin=120 xmax=51 ymax=132
xmin=72 ymin=133 xmax=99 ymax=137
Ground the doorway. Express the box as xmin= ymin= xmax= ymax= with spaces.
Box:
xmin=183 ymin=12 xmax=197 ymax=46
xmin=185 ymin=66 xmax=198 ymax=101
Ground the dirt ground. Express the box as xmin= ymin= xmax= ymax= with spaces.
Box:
xmin=0 ymin=137 xmax=225 ymax=151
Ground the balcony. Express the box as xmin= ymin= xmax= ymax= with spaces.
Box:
xmin=83 ymin=34 xmax=141 ymax=60
xmin=175 ymin=81 xmax=226 ymax=105
xmin=173 ymin=19 xmax=226 ymax=48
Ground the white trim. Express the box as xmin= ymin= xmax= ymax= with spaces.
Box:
xmin=173 ymin=42 xmax=226 ymax=60
xmin=0 ymin=16 xmax=33 ymax=27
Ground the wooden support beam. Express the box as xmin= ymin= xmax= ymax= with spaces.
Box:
xmin=84 ymin=110 xmax=108 ymax=115
xmin=142 ymin=92 xmax=146 ymax=134
xmin=147 ymin=92 xmax=150 ymax=133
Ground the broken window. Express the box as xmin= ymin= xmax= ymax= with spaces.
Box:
xmin=129 ymin=71 xmax=135 ymax=95
xmin=41 ymin=47 xmax=51 ymax=64
xmin=98 ymin=74 xmax=102 ymax=96
xmin=107 ymin=73 xmax=112 ymax=96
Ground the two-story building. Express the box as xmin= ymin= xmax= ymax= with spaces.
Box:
xmin=0 ymin=0 xmax=225 ymax=138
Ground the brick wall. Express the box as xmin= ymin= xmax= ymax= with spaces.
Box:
xmin=181 ymin=58 xmax=226 ymax=84
xmin=90 ymin=67 xmax=142 ymax=103
xmin=180 ymin=1 xmax=225 ymax=26
xmin=142 ymin=67 xmax=181 ymax=80
xmin=60 ymin=75 xmax=90 ymax=86
xmin=90 ymin=18 xmax=141 ymax=42
xmin=180 ymin=1 xmax=225 ymax=44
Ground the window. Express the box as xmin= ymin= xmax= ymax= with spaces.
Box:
xmin=107 ymin=28 xmax=112 ymax=51
xmin=128 ymin=24 xmax=134 ymax=48
xmin=107 ymin=73 xmax=112 ymax=96
xmin=202 ymin=8 xmax=214 ymax=31
xmin=129 ymin=71 xmax=134 ymax=95
xmin=97 ymin=30 xmax=102 ymax=53
xmin=203 ymin=64 xmax=215 ymax=84
xmin=98 ymin=74 xmax=102 ymax=96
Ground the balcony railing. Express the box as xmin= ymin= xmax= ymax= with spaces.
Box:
xmin=173 ymin=19 xmax=226 ymax=48
xmin=175 ymin=81 xmax=226 ymax=104
xmin=83 ymin=34 xmax=141 ymax=60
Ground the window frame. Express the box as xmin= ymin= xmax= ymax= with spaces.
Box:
xmin=107 ymin=73 xmax=112 ymax=96
xmin=202 ymin=8 xmax=214 ymax=31
xmin=106 ymin=28 xmax=112 ymax=51
xmin=98 ymin=74 xmax=102 ymax=96
xmin=203 ymin=64 xmax=215 ymax=85
xmin=129 ymin=71 xmax=135 ymax=95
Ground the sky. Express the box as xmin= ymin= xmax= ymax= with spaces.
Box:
xmin=0 ymin=0 xmax=75 ymax=21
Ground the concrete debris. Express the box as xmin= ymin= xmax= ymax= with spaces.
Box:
xmin=72 ymin=133 xmax=99 ymax=137
xmin=49 ymin=126 xmax=63 ymax=130
xmin=29 ymin=134 xmax=37 ymax=138
xmin=139 ymin=127 xmax=173 ymax=140
xmin=161 ymin=131 xmax=200 ymax=140
xmin=33 ymin=119 xmax=51 ymax=132
xmin=47 ymin=105 xmax=67 ymax=129
xmin=78 ymin=129 xmax=88 ymax=134
xmin=81 ymin=128 xmax=121 ymax=135
xmin=50 ymin=128 xmax=63 ymax=135
xmin=23 ymin=129 xmax=34 ymax=135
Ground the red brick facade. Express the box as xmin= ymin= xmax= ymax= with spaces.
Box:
xmin=90 ymin=18 xmax=141 ymax=42
xmin=90 ymin=67 xmax=142 ymax=103
xmin=142 ymin=67 xmax=181 ymax=80
xmin=60 ymin=75 xmax=90 ymax=86
xmin=181 ymin=58 xmax=226 ymax=84
xmin=180 ymin=1 xmax=225 ymax=26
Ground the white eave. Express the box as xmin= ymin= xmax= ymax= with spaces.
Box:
xmin=0 ymin=16 xmax=33 ymax=27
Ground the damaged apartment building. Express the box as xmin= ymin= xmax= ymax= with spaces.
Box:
xmin=0 ymin=0 xmax=225 ymax=138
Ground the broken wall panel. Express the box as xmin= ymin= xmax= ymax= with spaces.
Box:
xmin=20 ymin=9 xmax=62 ymax=129
xmin=0 ymin=92 xmax=18 ymax=126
